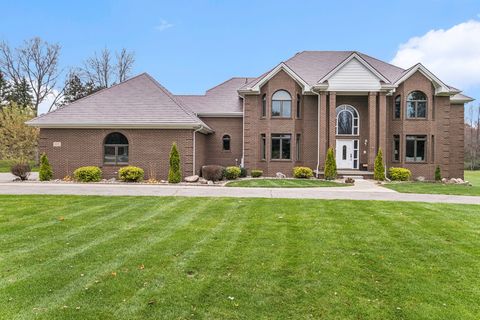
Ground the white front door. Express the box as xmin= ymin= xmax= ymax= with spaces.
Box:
xmin=336 ymin=140 xmax=354 ymax=169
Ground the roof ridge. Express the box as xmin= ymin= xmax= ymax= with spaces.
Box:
xmin=29 ymin=72 xmax=150 ymax=121
xmin=359 ymin=52 xmax=406 ymax=72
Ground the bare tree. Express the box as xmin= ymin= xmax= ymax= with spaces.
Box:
xmin=0 ymin=38 xmax=61 ymax=115
xmin=116 ymin=48 xmax=135 ymax=83
xmin=82 ymin=48 xmax=134 ymax=88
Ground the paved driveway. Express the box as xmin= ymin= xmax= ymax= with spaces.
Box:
xmin=0 ymin=180 xmax=479 ymax=205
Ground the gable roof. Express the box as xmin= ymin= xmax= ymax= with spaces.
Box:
xmin=27 ymin=73 xmax=212 ymax=133
xmin=177 ymin=77 xmax=255 ymax=116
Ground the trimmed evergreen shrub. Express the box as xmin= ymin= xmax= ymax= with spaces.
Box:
xmin=201 ymin=165 xmax=225 ymax=181
xmin=324 ymin=147 xmax=337 ymax=180
xmin=118 ymin=166 xmax=144 ymax=182
xmin=374 ymin=148 xmax=385 ymax=181
xmin=293 ymin=166 xmax=314 ymax=179
xmin=73 ymin=166 xmax=102 ymax=182
xmin=435 ymin=165 xmax=442 ymax=182
xmin=388 ymin=167 xmax=412 ymax=181
xmin=10 ymin=161 xmax=31 ymax=180
xmin=168 ymin=142 xmax=181 ymax=183
xmin=225 ymin=166 xmax=241 ymax=180
xmin=251 ymin=169 xmax=263 ymax=178
xmin=39 ymin=153 xmax=53 ymax=181
xmin=239 ymin=167 xmax=247 ymax=178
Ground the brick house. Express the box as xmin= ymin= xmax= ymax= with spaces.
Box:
xmin=27 ymin=51 xmax=473 ymax=180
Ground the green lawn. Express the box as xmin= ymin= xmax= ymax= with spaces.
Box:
xmin=0 ymin=160 xmax=39 ymax=173
xmin=1 ymin=196 xmax=480 ymax=319
xmin=226 ymin=178 xmax=345 ymax=188
xmin=384 ymin=170 xmax=480 ymax=196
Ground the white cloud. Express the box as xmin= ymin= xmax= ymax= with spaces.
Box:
xmin=38 ymin=89 xmax=62 ymax=115
xmin=154 ymin=20 xmax=173 ymax=32
xmin=391 ymin=20 xmax=480 ymax=90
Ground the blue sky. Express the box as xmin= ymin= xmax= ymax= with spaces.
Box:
xmin=1 ymin=0 xmax=479 ymax=115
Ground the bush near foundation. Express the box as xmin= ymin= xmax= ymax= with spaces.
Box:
xmin=119 ymin=166 xmax=144 ymax=182
xmin=435 ymin=165 xmax=442 ymax=182
xmin=388 ymin=167 xmax=411 ymax=181
xmin=251 ymin=169 xmax=263 ymax=178
xmin=202 ymin=165 xmax=225 ymax=181
xmin=168 ymin=143 xmax=182 ymax=183
xmin=10 ymin=161 xmax=31 ymax=180
xmin=374 ymin=148 xmax=385 ymax=181
xmin=239 ymin=167 xmax=247 ymax=178
xmin=293 ymin=166 xmax=314 ymax=179
xmin=73 ymin=166 xmax=102 ymax=182
xmin=225 ymin=166 xmax=241 ymax=180
xmin=324 ymin=147 xmax=337 ymax=180
xmin=39 ymin=153 xmax=53 ymax=181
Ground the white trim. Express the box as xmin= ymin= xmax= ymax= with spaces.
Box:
xmin=241 ymin=97 xmax=245 ymax=167
xmin=241 ymin=63 xmax=312 ymax=94
xmin=318 ymin=53 xmax=390 ymax=84
xmin=27 ymin=122 xmax=213 ymax=133
xmin=394 ymin=63 xmax=451 ymax=95
xmin=336 ymin=105 xmax=360 ymax=136
xmin=196 ymin=112 xmax=243 ymax=117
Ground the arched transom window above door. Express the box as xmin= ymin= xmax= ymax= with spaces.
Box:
xmin=336 ymin=105 xmax=359 ymax=135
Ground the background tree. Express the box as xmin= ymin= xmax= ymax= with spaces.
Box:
xmin=59 ymin=71 xmax=100 ymax=106
xmin=0 ymin=71 xmax=10 ymax=106
xmin=7 ymin=77 xmax=33 ymax=108
xmin=465 ymin=104 xmax=480 ymax=170
xmin=0 ymin=102 xmax=38 ymax=160
xmin=0 ymin=37 xmax=61 ymax=115
xmin=82 ymin=48 xmax=134 ymax=88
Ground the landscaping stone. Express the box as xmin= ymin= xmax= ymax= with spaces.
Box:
xmin=276 ymin=172 xmax=286 ymax=179
xmin=199 ymin=178 xmax=208 ymax=184
xmin=184 ymin=175 xmax=199 ymax=183
xmin=207 ymin=180 xmax=214 ymax=185
xmin=416 ymin=176 xmax=425 ymax=182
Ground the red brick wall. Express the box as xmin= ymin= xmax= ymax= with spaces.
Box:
xmin=39 ymin=128 xmax=194 ymax=180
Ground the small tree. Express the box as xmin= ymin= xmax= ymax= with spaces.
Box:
xmin=39 ymin=153 xmax=53 ymax=181
xmin=324 ymin=147 xmax=337 ymax=180
xmin=435 ymin=165 xmax=442 ymax=182
xmin=168 ymin=142 xmax=181 ymax=183
xmin=374 ymin=148 xmax=385 ymax=181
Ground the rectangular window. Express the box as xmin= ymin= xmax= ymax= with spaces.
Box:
xmin=405 ymin=135 xmax=426 ymax=162
xmin=272 ymin=100 xmax=291 ymax=118
xmin=296 ymin=97 xmax=301 ymax=119
xmin=393 ymin=135 xmax=400 ymax=162
xmin=261 ymin=95 xmax=266 ymax=118
xmin=407 ymin=101 xmax=427 ymax=119
xmin=296 ymin=134 xmax=301 ymax=161
xmin=271 ymin=134 xmax=291 ymax=160
xmin=260 ymin=134 xmax=266 ymax=160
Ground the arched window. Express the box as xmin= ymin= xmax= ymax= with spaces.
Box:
xmin=407 ymin=91 xmax=427 ymax=118
xmin=222 ymin=134 xmax=231 ymax=151
xmin=394 ymin=95 xmax=401 ymax=119
xmin=261 ymin=94 xmax=267 ymax=118
xmin=336 ymin=105 xmax=359 ymax=135
xmin=296 ymin=94 xmax=301 ymax=118
xmin=271 ymin=90 xmax=291 ymax=118
xmin=104 ymin=132 xmax=128 ymax=165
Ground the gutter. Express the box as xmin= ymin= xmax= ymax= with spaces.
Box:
xmin=241 ymin=97 xmax=245 ymax=167
xmin=313 ymin=90 xmax=321 ymax=178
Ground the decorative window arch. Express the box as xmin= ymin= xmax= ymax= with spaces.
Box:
xmin=406 ymin=91 xmax=427 ymax=118
xmin=104 ymin=132 xmax=129 ymax=165
xmin=394 ymin=95 xmax=401 ymax=119
xmin=222 ymin=134 xmax=231 ymax=151
xmin=336 ymin=105 xmax=359 ymax=135
xmin=271 ymin=90 xmax=292 ymax=118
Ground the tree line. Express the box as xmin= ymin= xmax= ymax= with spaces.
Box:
xmin=0 ymin=37 xmax=135 ymax=115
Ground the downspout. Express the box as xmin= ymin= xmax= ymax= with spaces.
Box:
xmin=241 ymin=96 xmax=245 ymax=167
xmin=313 ymin=90 xmax=321 ymax=178
xmin=192 ymin=125 xmax=204 ymax=176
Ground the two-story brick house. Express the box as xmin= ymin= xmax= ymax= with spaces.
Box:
xmin=28 ymin=51 xmax=473 ymax=180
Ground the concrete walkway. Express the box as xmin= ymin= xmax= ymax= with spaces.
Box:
xmin=0 ymin=180 xmax=479 ymax=205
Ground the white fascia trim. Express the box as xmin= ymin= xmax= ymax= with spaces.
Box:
xmin=197 ymin=112 xmax=243 ymax=117
xmin=248 ymin=63 xmax=312 ymax=94
xmin=317 ymin=53 xmax=390 ymax=84
xmin=27 ymin=122 xmax=213 ymax=133
xmin=394 ymin=63 xmax=451 ymax=95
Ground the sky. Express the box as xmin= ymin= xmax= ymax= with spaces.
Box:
xmin=0 ymin=0 xmax=479 ymax=115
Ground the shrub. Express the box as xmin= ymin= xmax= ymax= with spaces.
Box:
xmin=374 ymin=148 xmax=385 ymax=181
xmin=324 ymin=147 xmax=337 ymax=180
xmin=251 ymin=169 xmax=263 ymax=178
xmin=225 ymin=166 xmax=241 ymax=180
xmin=201 ymin=165 xmax=225 ymax=181
xmin=435 ymin=165 xmax=442 ymax=182
xmin=39 ymin=153 xmax=53 ymax=181
xmin=73 ymin=166 xmax=102 ymax=182
xmin=168 ymin=142 xmax=181 ymax=183
xmin=293 ymin=166 xmax=314 ymax=179
xmin=239 ymin=167 xmax=247 ymax=178
xmin=10 ymin=162 xmax=31 ymax=180
xmin=118 ymin=166 xmax=144 ymax=182
xmin=388 ymin=167 xmax=412 ymax=181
